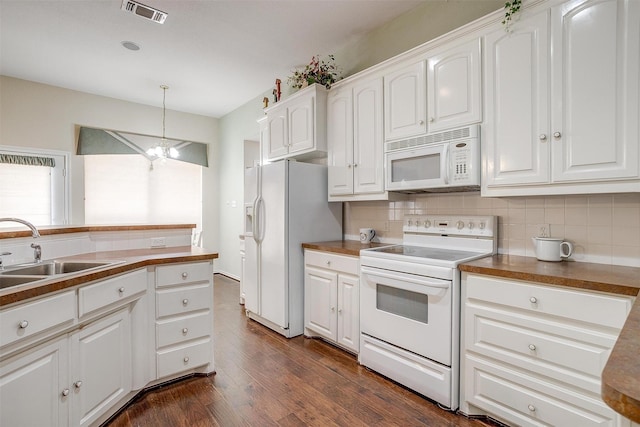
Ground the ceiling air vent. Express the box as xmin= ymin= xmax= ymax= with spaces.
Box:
xmin=121 ymin=0 xmax=167 ymax=24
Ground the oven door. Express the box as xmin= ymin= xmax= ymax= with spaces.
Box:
xmin=360 ymin=265 xmax=452 ymax=366
xmin=385 ymin=142 xmax=448 ymax=191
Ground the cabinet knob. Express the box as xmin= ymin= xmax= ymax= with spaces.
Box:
xmin=181 ymin=272 xmax=188 ymax=279
xmin=183 ymin=357 xmax=190 ymax=363
xmin=529 ymin=344 xmax=537 ymax=351
xmin=61 ymin=389 xmax=70 ymax=397
xmin=529 ymin=296 xmax=538 ymax=304
xmin=331 ymin=306 xmax=335 ymax=312
xmin=182 ymin=328 xmax=189 ymax=334
xmin=553 ymin=131 xmax=562 ymax=138
xmin=353 ymin=163 xmax=358 ymax=168
xmin=326 ymin=261 xmax=331 ymax=266
xmin=347 ymin=164 xmax=352 ymax=169
xmin=338 ymin=308 xmax=343 ymax=314
xmin=539 ymin=134 xmax=547 ymax=141
xmin=429 ymin=117 xmax=434 ymax=123
xmin=18 ymin=320 xmax=29 ymax=329
xmin=420 ymin=120 xmax=425 ymax=125
xmin=182 ymin=299 xmax=189 ymax=306
xmin=118 ymin=287 xmax=125 ymax=294
xmin=74 ymin=381 xmax=82 ymax=389
xmin=528 ymin=404 xmax=536 ymax=412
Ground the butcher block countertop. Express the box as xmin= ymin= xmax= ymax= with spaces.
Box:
xmin=0 ymin=246 xmax=218 ymax=306
xmin=460 ymin=255 xmax=640 ymax=423
xmin=0 ymin=223 xmax=196 ymax=239
xmin=302 ymin=240 xmax=390 ymax=257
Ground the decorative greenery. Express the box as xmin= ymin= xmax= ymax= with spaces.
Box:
xmin=502 ymin=0 xmax=522 ymax=31
xmin=287 ymin=54 xmax=342 ymax=90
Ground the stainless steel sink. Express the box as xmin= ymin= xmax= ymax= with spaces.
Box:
xmin=0 ymin=275 xmax=48 ymax=289
xmin=1 ymin=260 xmax=116 ymax=276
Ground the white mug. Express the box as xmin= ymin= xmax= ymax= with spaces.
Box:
xmin=360 ymin=228 xmax=376 ymax=243
xmin=531 ymin=237 xmax=573 ymax=262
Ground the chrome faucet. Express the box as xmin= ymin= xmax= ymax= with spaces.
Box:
xmin=0 ymin=218 xmax=42 ymax=263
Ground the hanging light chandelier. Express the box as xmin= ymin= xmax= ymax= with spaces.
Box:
xmin=147 ymin=85 xmax=179 ymax=159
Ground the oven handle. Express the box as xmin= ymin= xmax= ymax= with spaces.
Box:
xmin=361 ymin=266 xmax=451 ymax=289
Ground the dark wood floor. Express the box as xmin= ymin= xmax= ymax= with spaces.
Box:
xmin=106 ymin=274 xmax=497 ymax=427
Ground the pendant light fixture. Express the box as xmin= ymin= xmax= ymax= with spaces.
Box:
xmin=147 ymin=84 xmax=179 ymax=160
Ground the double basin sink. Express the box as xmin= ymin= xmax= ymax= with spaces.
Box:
xmin=0 ymin=260 xmax=121 ymax=290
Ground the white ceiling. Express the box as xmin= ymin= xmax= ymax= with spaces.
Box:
xmin=0 ymin=0 xmax=429 ymax=118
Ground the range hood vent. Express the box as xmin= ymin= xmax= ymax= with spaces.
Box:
xmin=121 ymin=0 xmax=167 ymax=24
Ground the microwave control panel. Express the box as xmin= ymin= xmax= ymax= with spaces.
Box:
xmin=450 ymin=141 xmax=478 ymax=184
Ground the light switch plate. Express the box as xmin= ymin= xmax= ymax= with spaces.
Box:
xmin=150 ymin=237 xmax=166 ymax=248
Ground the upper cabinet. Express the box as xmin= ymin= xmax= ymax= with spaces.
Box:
xmin=384 ymin=61 xmax=427 ymax=141
xmin=427 ymin=38 xmax=482 ymax=133
xmin=483 ymin=0 xmax=640 ymax=196
xmin=265 ymin=84 xmax=328 ymax=162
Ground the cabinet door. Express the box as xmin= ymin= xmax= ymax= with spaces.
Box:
xmin=427 ymin=38 xmax=482 ymax=132
xmin=267 ymin=105 xmax=288 ymax=159
xmin=0 ymin=337 xmax=68 ymax=427
xmin=71 ymin=308 xmax=132 ymax=427
xmin=288 ymin=94 xmax=315 ymax=154
xmin=327 ymin=84 xmax=354 ymax=196
xmin=483 ymin=11 xmax=551 ymax=188
xmin=336 ymin=274 xmax=359 ymax=352
xmin=384 ymin=61 xmax=427 ymax=140
xmin=551 ymin=0 xmax=639 ymax=182
xmin=304 ymin=266 xmax=337 ymax=341
xmin=353 ymin=77 xmax=384 ymax=195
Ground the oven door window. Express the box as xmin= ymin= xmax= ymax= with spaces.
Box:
xmin=377 ymin=284 xmax=428 ymax=324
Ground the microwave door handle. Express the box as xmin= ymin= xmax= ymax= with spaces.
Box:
xmin=361 ymin=266 xmax=450 ymax=289
xmin=444 ymin=144 xmax=451 ymax=185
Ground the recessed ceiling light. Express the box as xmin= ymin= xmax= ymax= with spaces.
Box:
xmin=121 ymin=41 xmax=141 ymax=51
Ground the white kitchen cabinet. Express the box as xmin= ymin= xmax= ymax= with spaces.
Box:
xmin=426 ymin=38 xmax=482 ymax=132
xmin=0 ymin=336 xmax=68 ymax=427
xmin=327 ymin=76 xmax=388 ymax=201
xmin=384 ymin=61 xmax=427 ymax=141
xmin=304 ymin=250 xmax=360 ymax=353
xmin=155 ymin=261 xmax=214 ymax=379
xmin=265 ymin=84 xmax=327 ymax=161
xmin=460 ymin=272 xmax=636 ymax=427
xmin=70 ymin=308 xmax=131 ymax=427
xmin=483 ymin=0 xmax=640 ymax=196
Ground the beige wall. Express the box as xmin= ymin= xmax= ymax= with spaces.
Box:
xmin=344 ymin=193 xmax=640 ymax=268
xmin=0 ymin=76 xmax=220 ymax=251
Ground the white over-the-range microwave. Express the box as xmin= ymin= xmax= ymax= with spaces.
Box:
xmin=385 ymin=125 xmax=480 ymax=193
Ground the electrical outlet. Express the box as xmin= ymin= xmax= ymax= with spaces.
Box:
xmin=537 ymin=224 xmax=551 ymax=238
xmin=150 ymin=237 xmax=166 ymax=248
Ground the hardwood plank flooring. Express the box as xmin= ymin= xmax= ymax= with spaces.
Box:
xmin=106 ymin=274 xmax=498 ymax=427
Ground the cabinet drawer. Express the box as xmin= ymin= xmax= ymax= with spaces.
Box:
xmin=156 ymin=338 xmax=212 ymax=379
xmin=156 ymin=311 xmax=211 ymax=348
xmin=0 ymin=291 xmax=75 ymax=347
xmin=305 ymin=250 xmax=359 ymax=275
xmin=156 ymin=262 xmax=211 ymax=288
xmin=465 ymin=274 xmax=634 ymax=329
xmin=465 ymin=304 xmax=617 ymax=393
xmin=465 ymin=354 xmax=618 ymax=427
xmin=156 ymin=283 xmax=211 ymax=318
xmin=78 ymin=269 xmax=147 ymax=317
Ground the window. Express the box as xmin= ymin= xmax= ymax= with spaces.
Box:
xmin=84 ymin=155 xmax=202 ymax=230
xmin=0 ymin=146 xmax=69 ymax=227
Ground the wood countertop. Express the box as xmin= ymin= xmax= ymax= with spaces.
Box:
xmin=0 ymin=246 xmax=218 ymax=306
xmin=302 ymin=240 xmax=391 ymax=257
xmin=0 ymin=223 xmax=196 ymax=239
xmin=460 ymin=255 xmax=640 ymax=423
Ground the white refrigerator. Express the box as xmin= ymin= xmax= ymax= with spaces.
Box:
xmin=244 ymin=160 xmax=343 ymax=337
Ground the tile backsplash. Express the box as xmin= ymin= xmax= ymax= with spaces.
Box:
xmin=344 ymin=192 xmax=640 ymax=267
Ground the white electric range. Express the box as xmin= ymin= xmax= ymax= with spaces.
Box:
xmin=359 ymin=214 xmax=497 ymax=410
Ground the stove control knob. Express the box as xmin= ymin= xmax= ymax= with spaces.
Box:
xmin=456 ymin=221 xmax=464 ymax=230
xmin=468 ymin=222 xmax=475 ymax=229
xmin=407 ymin=219 xmax=413 ymax=227
xmin=479 ymin=222 xmax=486 ymax=230
xmin=424 ymin=220 xmax=431 ymax=228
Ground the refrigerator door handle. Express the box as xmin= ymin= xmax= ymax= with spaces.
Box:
xmin=255 ymin=196 xmax=265 ymax=244
xmin=252 ymin=197 xmax=259 ymax=242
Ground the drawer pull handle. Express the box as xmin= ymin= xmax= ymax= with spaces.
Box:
xmin=118 ymin=287 xmax=125 ymax=294
xmin=528 ymin=404 xmax=536 ymax=412
xmin=74 ymin=381 xmax=82 ymax=389
xmin=529 ymin=297 xmax=538 ymax=304
xmin=183 ymin=357 xmax=190 ymax=363
xmin=18 ymin=320 xmax=29 ymax=329
xmin=61 ymin=389 xmax=70 ymax=397
xmin=326 ymin=261 xmax=331 ymax=266
xmin=182 ymin=299 xmax=189 ymax=306
xmin=182 ymin=328 xmax=189 ymax=334
xmin=528 ymin=344 xmax=537 ymax=351
xmin=181 ymin=272 xmax=188 ymax=279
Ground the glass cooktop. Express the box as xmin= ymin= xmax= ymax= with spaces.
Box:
xmin=369 ymin=245 xmax=481 ymax=262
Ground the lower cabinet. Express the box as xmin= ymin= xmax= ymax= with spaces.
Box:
xmin=460 ymin=272 xmax=636 ymax=427
xmin=304 ymin=250 xmax=359 ymax=353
